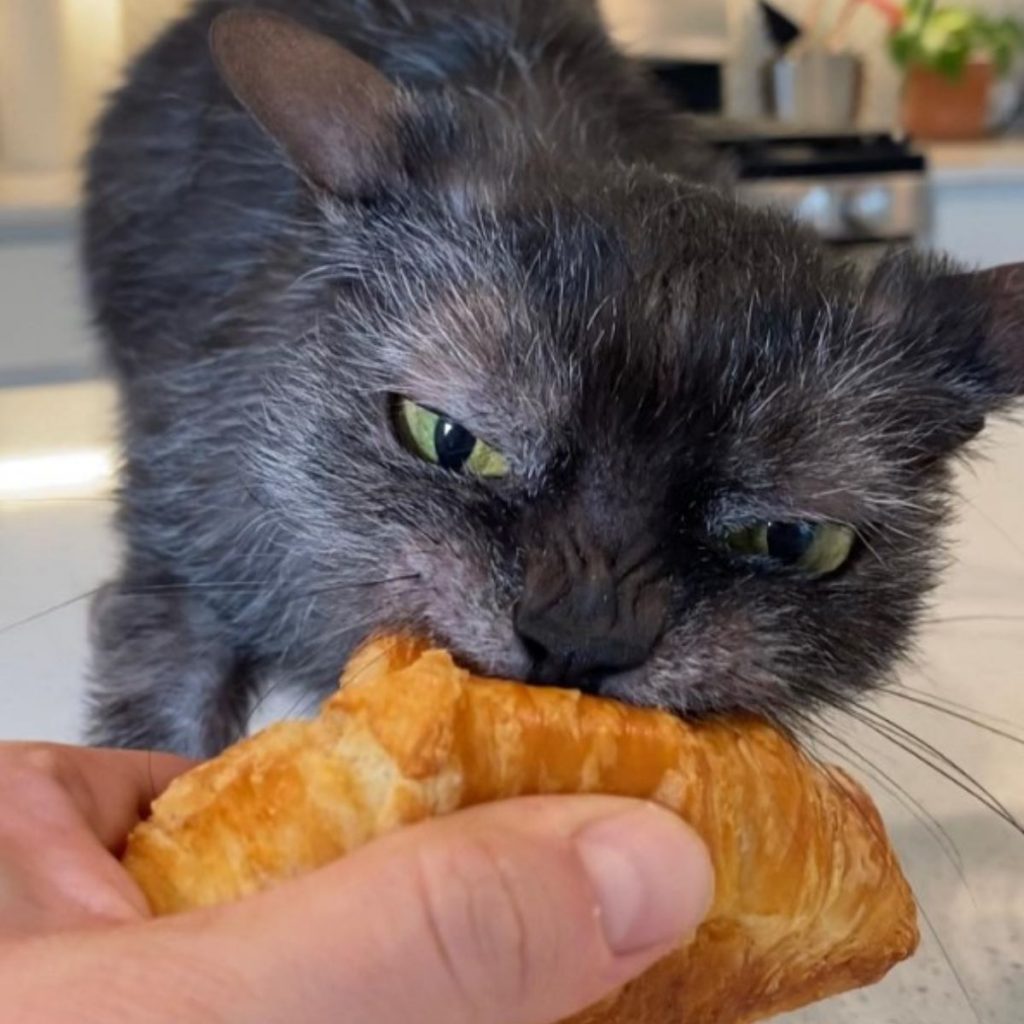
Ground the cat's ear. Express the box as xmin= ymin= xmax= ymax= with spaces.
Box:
xmin=210 ymin=9 xmax=407 ymax=196
xmin=953 ymin=263 xmax=1024 ymax=397
xmin=867 ymin=254 xmax=1024 ymax=407
xmin=861 ymin=254 xmax=1023 ymax=453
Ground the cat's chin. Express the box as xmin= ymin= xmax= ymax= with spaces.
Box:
xmin=589 ymin=665 xmax=695 ymax=716
xmin=583 ymin=665 xmax=653 ymax=703
xmin=585 ymin=663 xmax=729 ymax=720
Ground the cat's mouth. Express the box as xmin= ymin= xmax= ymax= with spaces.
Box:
xmin=425 ymin=635 xmax=695 ymax=718
xmin=405 ymin=635 xmax=737 ymax=731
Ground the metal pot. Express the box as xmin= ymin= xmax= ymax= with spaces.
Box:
xmin=768 ymin=50 xmax=862 ymax=129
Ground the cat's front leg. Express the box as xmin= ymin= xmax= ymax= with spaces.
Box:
xmin=86 ymin=578 xmax=255 ymax=758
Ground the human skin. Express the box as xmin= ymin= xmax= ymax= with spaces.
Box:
xmin=0 ymin=742 xmax=713 ymax=1024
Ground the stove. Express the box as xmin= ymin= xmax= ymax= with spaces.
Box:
xmin=642 ymin=58 xmax=931 ymax=263
xmin=703 ymin=123 xmax=932 ymax=264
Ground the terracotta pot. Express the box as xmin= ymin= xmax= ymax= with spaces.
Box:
xmin=901 ymin=62 xmax=993 ymax=140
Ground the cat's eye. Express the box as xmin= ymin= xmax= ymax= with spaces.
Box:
xmin=725 ymin=521 xmax=856 ymax=576
xmin=394 ymin=398 xmax=510 ymax=478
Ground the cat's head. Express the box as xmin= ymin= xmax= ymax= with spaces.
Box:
xmin=212 ymin=11 xmax=1024 ymax=724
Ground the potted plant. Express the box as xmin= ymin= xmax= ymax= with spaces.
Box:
xmin=876 ymin=0 xmax=1024 ymax=139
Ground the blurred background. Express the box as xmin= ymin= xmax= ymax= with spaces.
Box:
xmin=5 ymin=0 xmax=1024 ymax=382
xmin=4 ymin=0 xmax=1024 ymax=385
xmin=0 ymin=3 xmax=1022 ymax=1023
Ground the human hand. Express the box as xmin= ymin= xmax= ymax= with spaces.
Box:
xmin=0 ymin=742 xmax=713 ymax=1024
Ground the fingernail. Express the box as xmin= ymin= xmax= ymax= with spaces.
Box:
xmin=574 ymin=805 xmax=714 ymax=957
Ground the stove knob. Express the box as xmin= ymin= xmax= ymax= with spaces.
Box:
xmin=843 ymin=186 xmax=892 ymax=234
xmin=794 ymin=186 xmax=832 ymax=231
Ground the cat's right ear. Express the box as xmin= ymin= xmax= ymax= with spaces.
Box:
xmin=210 ymin=9 xmax=407 ymax=197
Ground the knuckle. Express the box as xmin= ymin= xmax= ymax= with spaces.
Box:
xmin=18 ymin=745 xmax=64 ymax=779
xmin=0 ymin=744 xmax=64 ymax=783
xmin=0 ymin=745 xmax=71 ymax=836
xmin=413 ymin=835 xmax=550 ymax=1013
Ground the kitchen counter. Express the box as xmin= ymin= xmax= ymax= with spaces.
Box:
xmin=1 ymin=378 xmax=1021 ymax=1022
xmin=0 ymin=170 xmax=79 ymax=236
xmin=923 ymin=139 xmax=1024 ymax=268
xmin=5 ymin=140 xmax=1024 ymax=219
xmin=927 ymin=137 xmax=1024 ymax=187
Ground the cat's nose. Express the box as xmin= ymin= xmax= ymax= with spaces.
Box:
xmin=515 ymin=535 xmax=668 ymax=692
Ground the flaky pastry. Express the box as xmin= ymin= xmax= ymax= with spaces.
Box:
xmin=123 ymin=636 xmax=918 ymax=1024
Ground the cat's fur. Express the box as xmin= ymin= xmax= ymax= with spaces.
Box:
xmin=83 ymin=0 xmax=1023 ymax=757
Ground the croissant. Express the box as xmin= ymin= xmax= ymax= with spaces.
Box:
xmin=123 ymin=636 xmax=918 ymax=1024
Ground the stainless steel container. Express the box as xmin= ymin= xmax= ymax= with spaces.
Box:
xmin=768 ymin=51 xmax=862 ymax=130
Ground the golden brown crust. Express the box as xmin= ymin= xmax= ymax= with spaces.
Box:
xmin=124 ymin=636 xmax=918 ymax=1024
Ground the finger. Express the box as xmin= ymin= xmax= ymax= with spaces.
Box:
xmin=0 ymin=744 xmax=194 ymax=851
xmin=0 ymin=745 xmax=194 ymax=938
xmin=177 ymin=796 xmax=714 ymax=1024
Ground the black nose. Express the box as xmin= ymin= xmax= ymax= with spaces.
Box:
xmin=515 ymin=535 xmax=668 ymax=690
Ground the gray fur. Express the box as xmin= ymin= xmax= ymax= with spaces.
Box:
xmin=83 ymin=0 xmax=1022 ymax=756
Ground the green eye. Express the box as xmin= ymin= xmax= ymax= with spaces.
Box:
xmin=394 ymin=398 xmax=510 ymax=479
xmin=725 ymin=521 xmax=856 ymax=576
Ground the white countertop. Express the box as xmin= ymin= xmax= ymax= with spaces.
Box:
xmin=1 ymin=379 xmax=1022 ymax=1022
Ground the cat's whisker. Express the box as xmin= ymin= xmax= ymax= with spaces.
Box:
xmin=917 ymin=901 xmax=985 ymax=1024
xmin=852 ymin=527 xmax=883 ymax=566
xmin=881 ymin=688 xmax=1024 ymax=748
xmin=0 ymin=574 xmax=425 ymax=639
xmin=897 ymin=676 xmax=1024 ymax=733
xmin=304 ymin=573 xmax=422 ymax=597
xmin=720 ymin=675 xmax=965 ymax=867
xmin=0 ymin=497 xmax=118 ymax=505
xmin=277 ymin=686 xmax=323 ymax=724
xmin=245 ymin=673 xmax=296 ymax=731
xmin=840 ymin=704 xmax=1022 ymax=836
xmin=243 ymin=572 xmax=427 ymax=735
xmin=144 ymin=750 xmax=158 ymax=807
xmin=792 ymin=680 xmax=1023 ymax=836
xmin=123 ymin=582 xmax=273 ymax=594
xmin=0 ymin=589 xmax=103 ymax=636
xmin=922 ymin=613 xmax=1024 ymax=626
xmin=784 ymin=703 xmax=969 ymax=880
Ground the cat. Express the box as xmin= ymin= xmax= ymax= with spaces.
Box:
xmin=82 ymin=0 xmax=1023 ymax=758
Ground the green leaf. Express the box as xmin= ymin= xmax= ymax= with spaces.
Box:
xmin=933 ymin=44 xmax=969 ymax=79
xmin=888 ymin=3 xmax=1024 ymax=79
xmin=889 ymin=31 xmax=917 ymax=69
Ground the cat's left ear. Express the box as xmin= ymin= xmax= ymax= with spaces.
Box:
xmin=869 ymin=255 xmax=1024 ymax=412
xmin=953 ymin=263 xmax=1024 ymax=398
xmin=865 ymin=255 xmax=1023 ymax=451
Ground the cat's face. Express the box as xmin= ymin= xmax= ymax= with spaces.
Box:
xmin=256 ymin=167 xmax=1018 ymax=724
xmin=215 ymin=10 xmax=1023 ymax=723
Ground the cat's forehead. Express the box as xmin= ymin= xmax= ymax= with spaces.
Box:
xmin=374 ymin=182 xmax=855 ymax=418
xmin=350 ymin=181 xmax=934 ymax=516
xmin=503 ymin=185 xmax=998 ymax=475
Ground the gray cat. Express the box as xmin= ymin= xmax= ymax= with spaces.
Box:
xmin=83 ymin=0 xmax=1023 ymax=758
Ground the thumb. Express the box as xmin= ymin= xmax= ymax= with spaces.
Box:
xmin=179 ymin=796 xmax=714 ymax=1024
